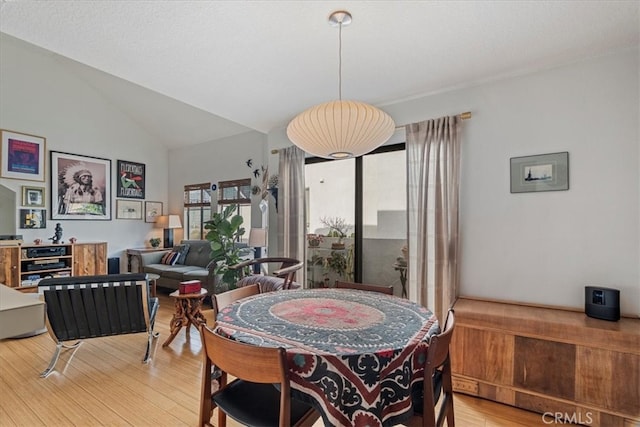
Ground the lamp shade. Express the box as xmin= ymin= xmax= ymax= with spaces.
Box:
xmin=287 ymin=100 xmax=395 ymax=159
xmin=156 ymin=215 xmax=182 ymax=229
xmin=248 ymin=228 xmax=268 ymax=247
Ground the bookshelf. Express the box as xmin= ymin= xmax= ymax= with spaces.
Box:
xmin=0 ymin=242 xmax=107 ymax=290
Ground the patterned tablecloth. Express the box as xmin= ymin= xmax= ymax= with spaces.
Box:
xmin=216 ymin=288 xmax=439 ymax=427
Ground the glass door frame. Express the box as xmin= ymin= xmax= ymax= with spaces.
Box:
xmin=305 ymin=142 xmax=405 ymax=283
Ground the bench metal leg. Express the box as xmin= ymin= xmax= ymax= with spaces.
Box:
xmin=40 ymin=340 xmax=82 ymax=378
xmin=143 ymin=330 xmax=160 ymax=364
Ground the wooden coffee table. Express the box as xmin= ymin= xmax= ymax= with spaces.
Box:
xmin=162 ymin=288 xmax=208 ymax=347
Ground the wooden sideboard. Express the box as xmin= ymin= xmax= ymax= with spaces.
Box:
xmin=450 ymin=297 xmax=640 ymax=426
xmin=0 ymin=242 xmax=107 ymax=289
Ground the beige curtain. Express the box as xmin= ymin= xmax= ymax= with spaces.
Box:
xmin=277 ymin=146 xmax=306 ymax=273
xmin=406 ymin=116 xmax=462 ymax=322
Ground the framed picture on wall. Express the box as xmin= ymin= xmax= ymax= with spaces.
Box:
xmin=145 ymin=201 xmax=163 ymax=223
xmin=1 ymin=129 xmax=46 ymax=182
xmin=22 ymin=186 xmax=45 ymax=207
xmin=116 ymin=199 xmax=143 ymax=219
xmin=116 ymin=160 xmax=145 ymax=199
xmin=19 ymin=209 xmax=46 ymax=229
xmin=510 ymin=152 xmax=569 ymax=193
xmin=50 ymin=151 xmax=112 ymax=220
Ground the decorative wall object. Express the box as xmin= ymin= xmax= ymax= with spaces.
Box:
xmin=510 ymin=152 xmax=569 ymax=193
xmin=145 ymin=201 xmax=163 ymax=223
xmin=19 ymin=208 xmax=46 ymax=229
xmin=50 ymin=151 xmax=111 ymax=220
xmin=116 ymin=199 xmax=143 ymax=219
xmin=1 ymin=129 xmax=46 ymax=181
xmin=22 ymin=186 xmax=45 ymax=207
xmin=116 ymin=159 xmax=145 ymax=199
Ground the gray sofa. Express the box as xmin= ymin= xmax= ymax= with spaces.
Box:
xmin=139 ymin=240 xmax=222 ymax=295
xmin=139 ymin=239 xmax=251 ymax=296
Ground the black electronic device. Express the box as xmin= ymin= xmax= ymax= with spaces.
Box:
xmin=585 ymin=286 xmax=620 ymax=321
xmin=26 ymin=261 xmax=66 ymax=271
xmin=26 ymin=246 xmax=67 ymax=258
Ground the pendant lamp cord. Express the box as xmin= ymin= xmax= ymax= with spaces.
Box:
xmin=338 ymin=20 xmax=343 ymax=101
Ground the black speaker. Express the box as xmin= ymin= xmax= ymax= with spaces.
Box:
xmin=107 ymin=257 xmax=120 ymax=274
xmin=585 ymin=286 xmax=620 ymax=321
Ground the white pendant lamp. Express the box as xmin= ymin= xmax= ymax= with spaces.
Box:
xmin=287 ymin=11 xmax=395 ymax=159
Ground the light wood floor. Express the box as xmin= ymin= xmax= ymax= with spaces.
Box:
xmin=0 ymin=289 xmax=547 ymax=426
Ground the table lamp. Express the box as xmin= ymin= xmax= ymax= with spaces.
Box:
xmin=156 ymin=215 xmax=182 ymax=248
xmin=248 ymin=228 xmax=268 ymax=273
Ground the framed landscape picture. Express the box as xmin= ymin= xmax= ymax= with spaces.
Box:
xmin=51 ymin=151 xmax=111 ymax=220
xmin=22 ymin=186 xmax=45 ymax=207
xmin=116 ymin=199 xmax=142 ymax=219
xmin=145 ymin=201 xmax=163 ymax=223
xmin=510 ymin=152 xmax=569 ymax=193
xmin=1 ymin=129 xmax=46 ymax=182
xmin=116 ymin=160 xmax=145 ymax=199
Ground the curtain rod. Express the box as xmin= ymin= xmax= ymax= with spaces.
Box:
xmin=271 ymin=111 xmax=472 ymax=154
xmin=394 ymin=111 xmax=472 ymax=130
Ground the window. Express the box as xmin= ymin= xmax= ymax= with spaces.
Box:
xmin=183 ymin=183 xmax=211 ymax=240
xmin=217 ymin=178 xmax=252 ymax=243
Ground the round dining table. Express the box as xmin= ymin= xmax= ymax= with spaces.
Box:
xmin=216 ymin=288 xmax=439 ymax=427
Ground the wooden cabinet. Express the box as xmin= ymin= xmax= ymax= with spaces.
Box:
xmin=0 ymin=242 xmax=107 ymax=288
xmin=450 ymin=298 xmax=640 ymax=425
xmin=0 ymin=247 xmax=19 ymax=286
xmin=73 ymin=242 xmax=107 ymax=276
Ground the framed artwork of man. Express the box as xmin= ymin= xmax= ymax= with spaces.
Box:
xmin=50 ymin=151 xmax=112 ymax=220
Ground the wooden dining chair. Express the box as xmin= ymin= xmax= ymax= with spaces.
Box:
xmin=199 ymin=322 xmax=319 ymax=427
xmin=212 ymin=283 xmax=260 ymax=316
xmin=335 ymin=280 xmax=394 ymax=295
xmin=413 ymin=308 xmax=456 ymax=427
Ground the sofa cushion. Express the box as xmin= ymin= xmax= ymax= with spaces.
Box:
xmin=173 ymin=243 xmax=191 ymax=265
xmin=161 ymin=251 xmax=180 ymax=265
xmin=181 ymin=240 xmax=213 ymax=268
xmin=236 ymin=275 xmax=302 ymax=292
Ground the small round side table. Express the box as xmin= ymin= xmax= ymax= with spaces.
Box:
xmin=146 ymin=273 xmax=160 ymax=297
xmin=162 ymin=288 xmax=208 ymax=347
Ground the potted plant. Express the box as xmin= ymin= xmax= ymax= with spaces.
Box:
xmin=324 ymin=250 xmax=348 ymax=277
xmin=149 ymin=237 xmax=161 ymax=248
xmin=320 ymin=216 xmax=350 ymax=249
xmin=306 ymin=233 xmax=324 ymax=247
xmin=204 ymin=204 xmax=246 ymax=289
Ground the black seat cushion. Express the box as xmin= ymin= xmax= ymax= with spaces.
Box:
xmin=411 ymin=369 xmax=443 ymax=415
xmin=212 ymin=380 xmax=313 ymax=426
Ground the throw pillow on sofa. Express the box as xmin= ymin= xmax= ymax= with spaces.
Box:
xmin=172 ymin=243 xmax=191 ymax=265
xmin=161 ymin=251 xmax=180 ymax=266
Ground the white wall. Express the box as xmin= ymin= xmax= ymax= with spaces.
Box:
xmin=167 ymin=131 xmax=268 ymax=240
xmin=0 ymin=35 xmax=169 ymax=266
xmin=269 ymin=48 xmax=640 ymax=315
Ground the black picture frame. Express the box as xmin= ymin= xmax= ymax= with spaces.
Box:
xmin=19 ymin=209 xmax=46 ymax=229
xmin=116 ymin=160 xmax=145 ymax=199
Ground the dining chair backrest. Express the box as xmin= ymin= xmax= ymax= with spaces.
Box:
xmin=335 ymin=280 xmax=394 ymax=295
xmin=417 ymin=308 xmax=456 ymax=427
xmin=199 ymin=323 xmax=318 ymax=427
xmin=212 ymin=283 xmax=260 ymax=316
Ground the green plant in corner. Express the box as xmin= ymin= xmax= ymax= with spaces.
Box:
xmin=204 ymin=204 xmax=245 ymax=288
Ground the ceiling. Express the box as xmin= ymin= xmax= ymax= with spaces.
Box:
xmin=1 ymin=1 xmax=638 ymax=149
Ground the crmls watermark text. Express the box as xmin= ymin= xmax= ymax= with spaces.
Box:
xmin=542 ymin=412 xmax=593 ymax=425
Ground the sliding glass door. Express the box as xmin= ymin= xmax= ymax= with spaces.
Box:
xmin=304 ymin=144 xmax=406 ymax=294
xmin=361 ymin=149 xmax=407 ymax=295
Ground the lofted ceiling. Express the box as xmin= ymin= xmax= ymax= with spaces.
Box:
xmin=1 ymin=1 xmax=638 ymax=149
